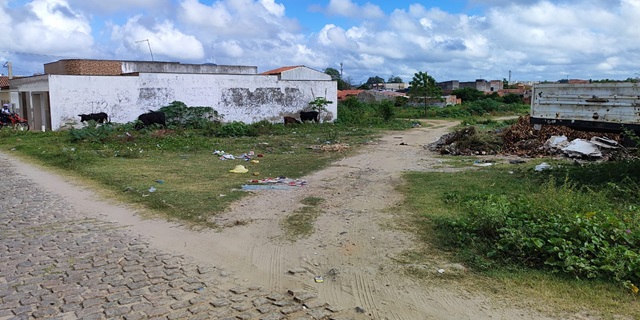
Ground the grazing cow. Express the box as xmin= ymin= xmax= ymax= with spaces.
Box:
xmin=299 ymin=111 xmax=319 ymax=123
xmin=135 ymin=111 xmax=166 ymax=130
xmin=79 ymin=112 xmax=109 ymax=123
xmin=283 ymin=116 xmax=301 ymax=125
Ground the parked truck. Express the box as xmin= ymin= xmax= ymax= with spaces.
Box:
xmin=530 ymin=82 xmax=640 ymax=134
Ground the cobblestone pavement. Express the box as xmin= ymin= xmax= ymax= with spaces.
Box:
xmin=0 ymin=161 xmax=358 ymax=320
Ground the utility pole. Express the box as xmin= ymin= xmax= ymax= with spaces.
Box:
xmin=135 ymin=39 xmax=154 ymax=61
xmin=2 ymin=61 xmax=12 ymax=78
xmin=340 ymin=62 xmax=343 ymax=78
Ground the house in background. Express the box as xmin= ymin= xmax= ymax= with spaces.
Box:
xmin=0 ymin=76 xmax=10 ymax=105
xmin=8 ymin=59 xmax=337 ymax=131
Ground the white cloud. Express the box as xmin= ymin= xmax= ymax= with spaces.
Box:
xmin=325 ymin=0 xmax=384 ymax=19
xmin=178 ymin=0 xmax=299 ymax=38
xmin=67 ymin=0 xmax=171 ymax=14
xmin=0 ymin=0 xmax=93 ymax=56
xmin=111 ymin=15 xmax=204 ymax=61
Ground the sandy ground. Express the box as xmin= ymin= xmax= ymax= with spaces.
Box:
xmin=8 ymin=120 xmax=556 ymax=320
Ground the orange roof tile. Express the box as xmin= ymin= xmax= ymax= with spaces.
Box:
xmin=260 ymin=66 xmax=303 ymax=75
xmin=0 ymin=76 xmax=8 ymax=88
xmin=337 ymin=90 xmax=364 ymax=100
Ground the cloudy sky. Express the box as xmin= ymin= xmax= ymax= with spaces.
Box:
xmin=1 ymin=0 xmax=639 ymax=84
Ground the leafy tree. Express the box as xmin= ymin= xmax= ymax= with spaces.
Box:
xmin=502 ymin=93 xmax=523 ymax=104
xmin=409 ymin=71 xmax=442 ymax=116
xmin=451 ymin=87 xmax=485 ymax=103
xmin=388 ymin=75 xmax=403 ymax=83
xmin=324 ymin=67 xmax=349 ymax=90
xmin=366 ymin=76 xmax=385 ymax=86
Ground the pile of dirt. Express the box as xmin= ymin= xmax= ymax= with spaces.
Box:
xmin=429 ymin=115 xmax=626 ymax=158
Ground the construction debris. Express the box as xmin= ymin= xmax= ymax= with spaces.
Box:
xmin=428 ymin=115 xmax=630 ymax=160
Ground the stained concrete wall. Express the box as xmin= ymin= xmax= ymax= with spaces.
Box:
xmin=280 ymin=67 xmax=331 ymax=81
xmin=121 ymin=62 xmax=257 ymax=75
xmin=43 ymin=73 xmax=336 ymax=130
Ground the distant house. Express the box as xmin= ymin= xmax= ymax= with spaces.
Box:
xmin=8 ymin=60 xmax=337 ymax=131
xmin=437 ymin=79 xmax=503 ymax=93
xmin=0 ymin=76 xmax=10 ymax=105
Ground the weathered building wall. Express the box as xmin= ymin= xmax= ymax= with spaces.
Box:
xmin=121 ymin=62 xmax=257 ymax=75
xmin=45 ymin=73 xmax=337 ymax=130
xmin=280 ymin=68 xmax=331 ymax=81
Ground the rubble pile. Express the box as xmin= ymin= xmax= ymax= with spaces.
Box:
xmin=428 ymin=115 xmax=630 ymax=160
xmin=500 ymin=115 xmax=622 ymax=157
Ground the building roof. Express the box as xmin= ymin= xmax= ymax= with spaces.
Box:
xmin=260 ymin=66 xmax=304 ymax=75
xmin=0 ymin=76 xmax=8 ymax=88
xmin=338 ymin=90 xmax=364 ymax=100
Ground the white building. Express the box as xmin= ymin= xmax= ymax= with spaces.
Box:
xmin=8 ymin=60 xmax=337 ymax=131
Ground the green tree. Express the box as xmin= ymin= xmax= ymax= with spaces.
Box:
xmin=366 ymin=76 xmax=385 ymax=87
xmin=324 ymin=67 xmax=349 ymax=90
xmin=388 ymin=75 xmax=403 ymax=83
xmin=409 ymin=71 xmax=442 ymax=116
xmin=451 ymin=87 xmax=485 ymax=103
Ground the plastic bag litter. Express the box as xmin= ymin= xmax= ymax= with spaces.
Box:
xmin=534 ymin=162 xmax=551 ymax=171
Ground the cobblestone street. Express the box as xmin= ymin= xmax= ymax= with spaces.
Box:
xmin=0 ymin=159 xmax=357 ymax=320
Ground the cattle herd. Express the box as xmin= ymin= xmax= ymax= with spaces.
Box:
xmin=78 ymin=109 xmax=319 ymax=128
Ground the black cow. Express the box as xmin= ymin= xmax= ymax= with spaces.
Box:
xmin=299 ymin=111 xmax=319 ymax=123
xmin=135 ymin=111 xmax=166 ymax=130
xmin=79 ymin=112 xmax=108 ymax=123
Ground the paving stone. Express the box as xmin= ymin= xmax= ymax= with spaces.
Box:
xmin=0 ymin=159 xmax=356 ymax=320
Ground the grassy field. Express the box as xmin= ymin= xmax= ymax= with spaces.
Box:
xmin=0 ymin=122 xmax=401 ymax=227
xmin=2 ymin=104 xmax=637 ymax=318
xmin=397 ymin=159 xmax=640 ymax=319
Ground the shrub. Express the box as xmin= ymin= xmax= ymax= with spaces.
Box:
xmin=436 ymin=178 xmax=640 ymax=286
xmin=217 ymin=121 xmax=256 ymax=137
xmin=158 ymin=101 xmax=223 ymax=129
xmin=69 ymin=122 xmax=117 ymax=143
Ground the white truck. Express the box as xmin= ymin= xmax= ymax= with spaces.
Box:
xmin=530 ymin=82 xmax=640 ymax=133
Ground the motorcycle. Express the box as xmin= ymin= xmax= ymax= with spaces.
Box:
xmin=0 ymin=113 xmax=29 ymax=131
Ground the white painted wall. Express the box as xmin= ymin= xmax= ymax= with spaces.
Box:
xmin=281 ymin=67 xmax=331 ymax=81
xmin=45 ymin=73 xmax=337 ymax=130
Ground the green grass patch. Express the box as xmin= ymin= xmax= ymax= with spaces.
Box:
xmin=398 ymin=161 xmax=640 ymax=318
xmin=0 ymin=121 xmax=396 ymax=227
xmin=281 ymin=206 xmax=320 ymax=240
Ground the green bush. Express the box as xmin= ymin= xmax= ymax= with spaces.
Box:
xmin=378 ymin=101 xmax=396 ymax=122
xmin=69 ymin=122 xmax=117 ymax=143
xmin=158 ymin=101 xmax=223 ymax=129
xmin=436 ymin=178 xmax=640 ymax=286
xmin=217 ymin=121 xmax=256 ymax=137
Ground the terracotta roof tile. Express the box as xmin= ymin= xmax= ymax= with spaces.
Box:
xmin=260 ymin=66 xmax=303 ymax=75
xmin=0 ymin=76 xmax=8 ymax=88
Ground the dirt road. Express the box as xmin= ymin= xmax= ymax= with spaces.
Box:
xmin=10 ymin=120 xmax=554 ymax=319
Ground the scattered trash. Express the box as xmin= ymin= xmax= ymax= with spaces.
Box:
xmin=229 ymin=165 xmax=249 ymax=173
xmin=241 ymin=184 xmax=291 ymax=191
xmin=355 ymin=306 xmax=366 ymax=313
xmin=544 ymin=135 xmax=569 ymax=149
xmin=562 ymin=139 xmax=602 ymax=158
xmin=250 ymin=177 xmax=307 ymax=186
xmin=250 ymin=160 xmax=259 ymax=164
xmin=473 ymin=160 xmax=494 ymax=167
xmin=509 ymin=159 xmax=526 ymax=164
xmin=437 ymin=269 xmax=445 ymax=274
xmin=399 ymin=142 xmax=408 ymax=146
xmin=534 ymin=162 xmax=551 ymax=171
xmin=590 ymin=136 xmax=620 ymax=149
xmin=307 ymin=143 xmax=350 ymax=152
xmin=314 ymin=276 xmax=324 ymax=283
xmin=252 ymin=172 xmax=260 ymax=176
xmin=257 ymin=154 xmax=264 ymax=157
xmin=148 ymin=187 xmax=156 ymax=193
xmin=155 ymin=180 xmax=164 ymax=184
